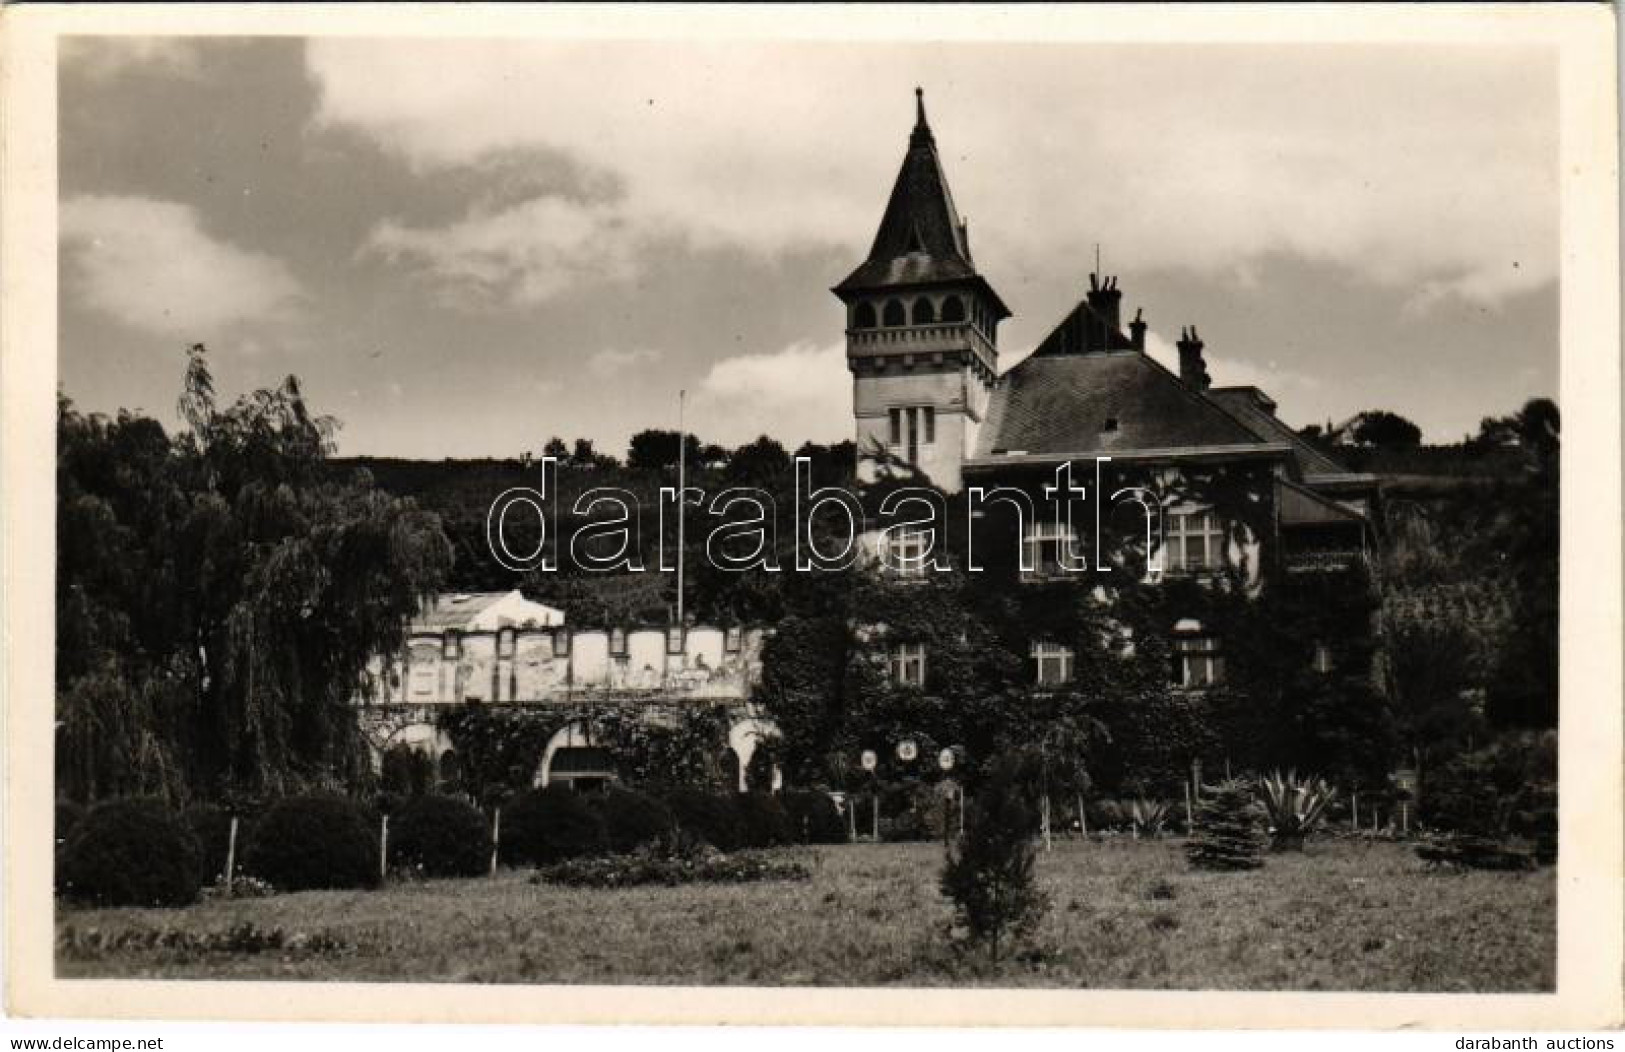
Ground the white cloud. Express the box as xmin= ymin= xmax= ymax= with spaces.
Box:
xmin=306 ymin=41 xmax=1556 ymax=310
xmin=60 ymin=195 xmax=302 ymax=340
xmin=692 ymin=341 xmax=849 ymax=447
xmin=364 ymin=195 xmax=645 ymax=309
xmin=587 ymin=348 xmax=662 ymax=378
xmin=1142 ymin=328 xmax=1330 ymax=428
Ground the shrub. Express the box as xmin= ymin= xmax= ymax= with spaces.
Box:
xmin=532 ymin=850 xmax=811 ymax=889
xmin=780 ymin=790 xmax=847 ymax=844
xmin=1131 ymin=798 xmax=1172 ymax=838
xmin=499 ymin=788 xmax=608 ymax=866
xmin=1417 ymin=834 xmax=1536 ymax=872
xmin=57 ymin=798 xmax=204 ymax=908
xmin=389 ymin=794 xmax=493 ymax=878
xmin=1421 ymin=732 xmax=1557 ymax=844
xmin=940 ymin=754 xmax=1048 ymax=961
xmin=1255 ymin=771 xmax=1337 ymax=851
xmin=242 ymin=794 xmax=380 ymax=891
xmin=734 ymin=793 xmax=792 ymax=848
xmin=588 ymin=787 xmax=675 ymax=854
xmin=661 ymin=788 xmax=745 ymax=852
xmin=1186 ymin=779 xmax=1268 ymax=871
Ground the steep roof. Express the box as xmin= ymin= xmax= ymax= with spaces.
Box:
xmin=1277 ymin=477 xmax=1367 ymax=527
xmin=834 ymin=90 xmax=1005 ymax=312
xmin=1208 ymin=386 xmax=1352 ymax=479
xmin=973 ymin=351 xmax=1266 ymax=460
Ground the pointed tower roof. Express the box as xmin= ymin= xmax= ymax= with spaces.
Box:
xmin=834 ymin=89 xmax=1008 ymax=316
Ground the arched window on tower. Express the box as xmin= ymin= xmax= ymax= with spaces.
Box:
xmin=882 ymin=299 xmax=906 ymax=327
xmin=941 ymin=295 xmax=966 ymax=323
xmin=912 ymin=298 xmax=936 ymax=325
xmin=853 ymin=302 xmax=877 ymax=329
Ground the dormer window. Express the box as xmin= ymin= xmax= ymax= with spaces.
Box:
xmin=442 ymin=630 xmax=461 ymax=660
xmin=1102 ymin=417 xmax=1120 ymax=433
xmin=609 ymin=628 xmax=627 ymax=657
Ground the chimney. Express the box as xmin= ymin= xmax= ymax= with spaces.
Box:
xmin=1085 ymin=273 xmax=1123 ymax=350
xmin=1128 ymin=308 xmax=1147 ymax=352
xmin=1177 ymin=326 xmax=1211 ymax=390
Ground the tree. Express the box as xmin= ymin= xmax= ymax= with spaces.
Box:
xmin=724 ymin=435 xmax=792 ymax=488
xmin=1351 ymin=410 xmax=1422 ymax=449
xmin=627 ymin=429 xmax=703 ymax=473
xmin=940 ymin=753 xmax=1048 ymax=961
xmin=1185 ymin=778 xmax=1267 ymax=871
xmin=56 ymin=344 xmax=452 ymax=802
xmin=542 ymin=436 xmax=569 ymax=460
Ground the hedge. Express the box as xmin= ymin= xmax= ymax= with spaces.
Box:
xmin=780 ymin=790 xmax=847 ymax=844
xmin=498 ymin=788 xmax=607 ymax=866
xmin=661 ymin=788 xmax=745 ymax=852
xmin=242 ymin=794 xmax=380 ymax=891
xmin=588 ymin=787 xmax=675 ymax=854
xmin=57 ymin=798 xmax=204 ymax=908
xmin=389 ymin=794 xmax=492 ymax=878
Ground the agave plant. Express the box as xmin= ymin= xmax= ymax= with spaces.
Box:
xmin=1255 ymin=770 xmax=1337 ymax=851
xmin=1131 ymin=798 xmax=1171 ymax=838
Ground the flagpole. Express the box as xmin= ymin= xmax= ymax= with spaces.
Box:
xmin=676 ymin=389 xmax=686 ymax=632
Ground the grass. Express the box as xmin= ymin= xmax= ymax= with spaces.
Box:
xmin=55 ymin=838 xmax=1553 ymax=990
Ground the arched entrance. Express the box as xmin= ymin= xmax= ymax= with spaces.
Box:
xmin=535 ymin=720 xmax=618 ymax=791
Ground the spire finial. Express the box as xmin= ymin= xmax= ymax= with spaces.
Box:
xmin=909 ymin=86 xmax=934 ymax=146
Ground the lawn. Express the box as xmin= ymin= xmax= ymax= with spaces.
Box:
xmin=55 ymin=838 xmax=1554 ymax=991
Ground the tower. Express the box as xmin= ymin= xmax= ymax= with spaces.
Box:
xmin=833 ymin=89 xmax=1009 ymax=494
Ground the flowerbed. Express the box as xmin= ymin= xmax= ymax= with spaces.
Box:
xmin=530 ymin=850 xmax=811 ymax=888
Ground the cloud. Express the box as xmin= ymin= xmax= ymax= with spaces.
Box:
xmin=587 ymin=348 xmax=662 ymax=378
xmin=306 ymin=41 xmax=1556 ymax=310
xmin=692 ymin=341 xmax=849 ymax=447
xmin=60 ymin=195 xmax=303 ymax=339
xmin=60 ymin=37 xmax=203 ymax=80
xmin=364 ymin=195 xmax=645 ymax=309
xmin=1142 ymin=328 xmax=1331 ymax=427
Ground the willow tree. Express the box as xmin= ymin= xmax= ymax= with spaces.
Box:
xmin=56 ymin=345 xmax=452 ymax=801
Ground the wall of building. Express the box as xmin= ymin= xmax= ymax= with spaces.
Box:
xmin=357 ymin=625 xmax=765 ymax=707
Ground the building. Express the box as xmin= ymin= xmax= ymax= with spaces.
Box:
xmin=837 ymin=90 xmax=1376 ymax=580
xmin=353 ymin=590 xmax=775 ymax=791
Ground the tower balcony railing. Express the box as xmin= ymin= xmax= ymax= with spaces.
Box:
xmin=847 ymin=322 xmax=996 ymax=365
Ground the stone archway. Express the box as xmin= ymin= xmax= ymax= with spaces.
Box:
xmin=534 ymin=720 xmax=617 ymax=790
xmin=727 ymin=717 xmax=780 ymax=793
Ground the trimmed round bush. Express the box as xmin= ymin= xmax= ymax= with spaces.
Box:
xmin=781 ymin=790 xmax=846 ymax=844
xmin=734 ymin=793 xmax=792 ymax=848
xmin=389 ymin=794 xmax=493 ymax=878
xmin=662 ymin=789 xmax=744 ymax=852
xmin=588 ymin=787 xmax=675 ymax=854
xmin=57 ymin=798 xmax=203 ymax=908
xmin=242 ymin=794 xmax=380 ymax=891
xmin=499 ymin=788 xmax=607 ymax=866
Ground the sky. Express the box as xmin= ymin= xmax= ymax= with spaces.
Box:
xmin=58 ymin=37 xmax=1558 ymax=457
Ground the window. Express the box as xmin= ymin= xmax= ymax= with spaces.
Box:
xmin=941 ymin=295 xmax=966 ymax=322
xmin=552 ymin=631 xmax=571 ymax=658
xmin=1312 ymin=641 xmax=1334 ymax=674
xmin=442 ymin=630 xmax=461 ymax=659
xmin=887 ymin=525 xmax=930 ymax=577
xmin=1032 ymin=641 xmax=1076 ymax=686
xmin=1102 ymin=417 xmax=1120 ymax=433
xmin=1174 ymin=634 xmax=1224 ymax=689
xmin=888 ymin=643 xmax=927 ymax=688
xmin=1021 ymin=519 xmax=1078 ymax=579
xmin=853 ymin=302 xmax=877 ymax=329
xmin=609 ymin=628 xmax=628 ymax=657
xmin=882 ymin=299 xmax=906 ymax=327
xmin=667 ymin=626 xmax=685 ymax=655
xmin=497 ymin=627 xmax=516 ymax=658
xmin=888 ymin=405 xmax=935 ymax=464
xmin=912 ymin=298 xmax=936 ymax=324
xmin=1164 ymin=509 xmax=1224 ymax=573
xmin=724 ymin=626 xmax=743 ymax=653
